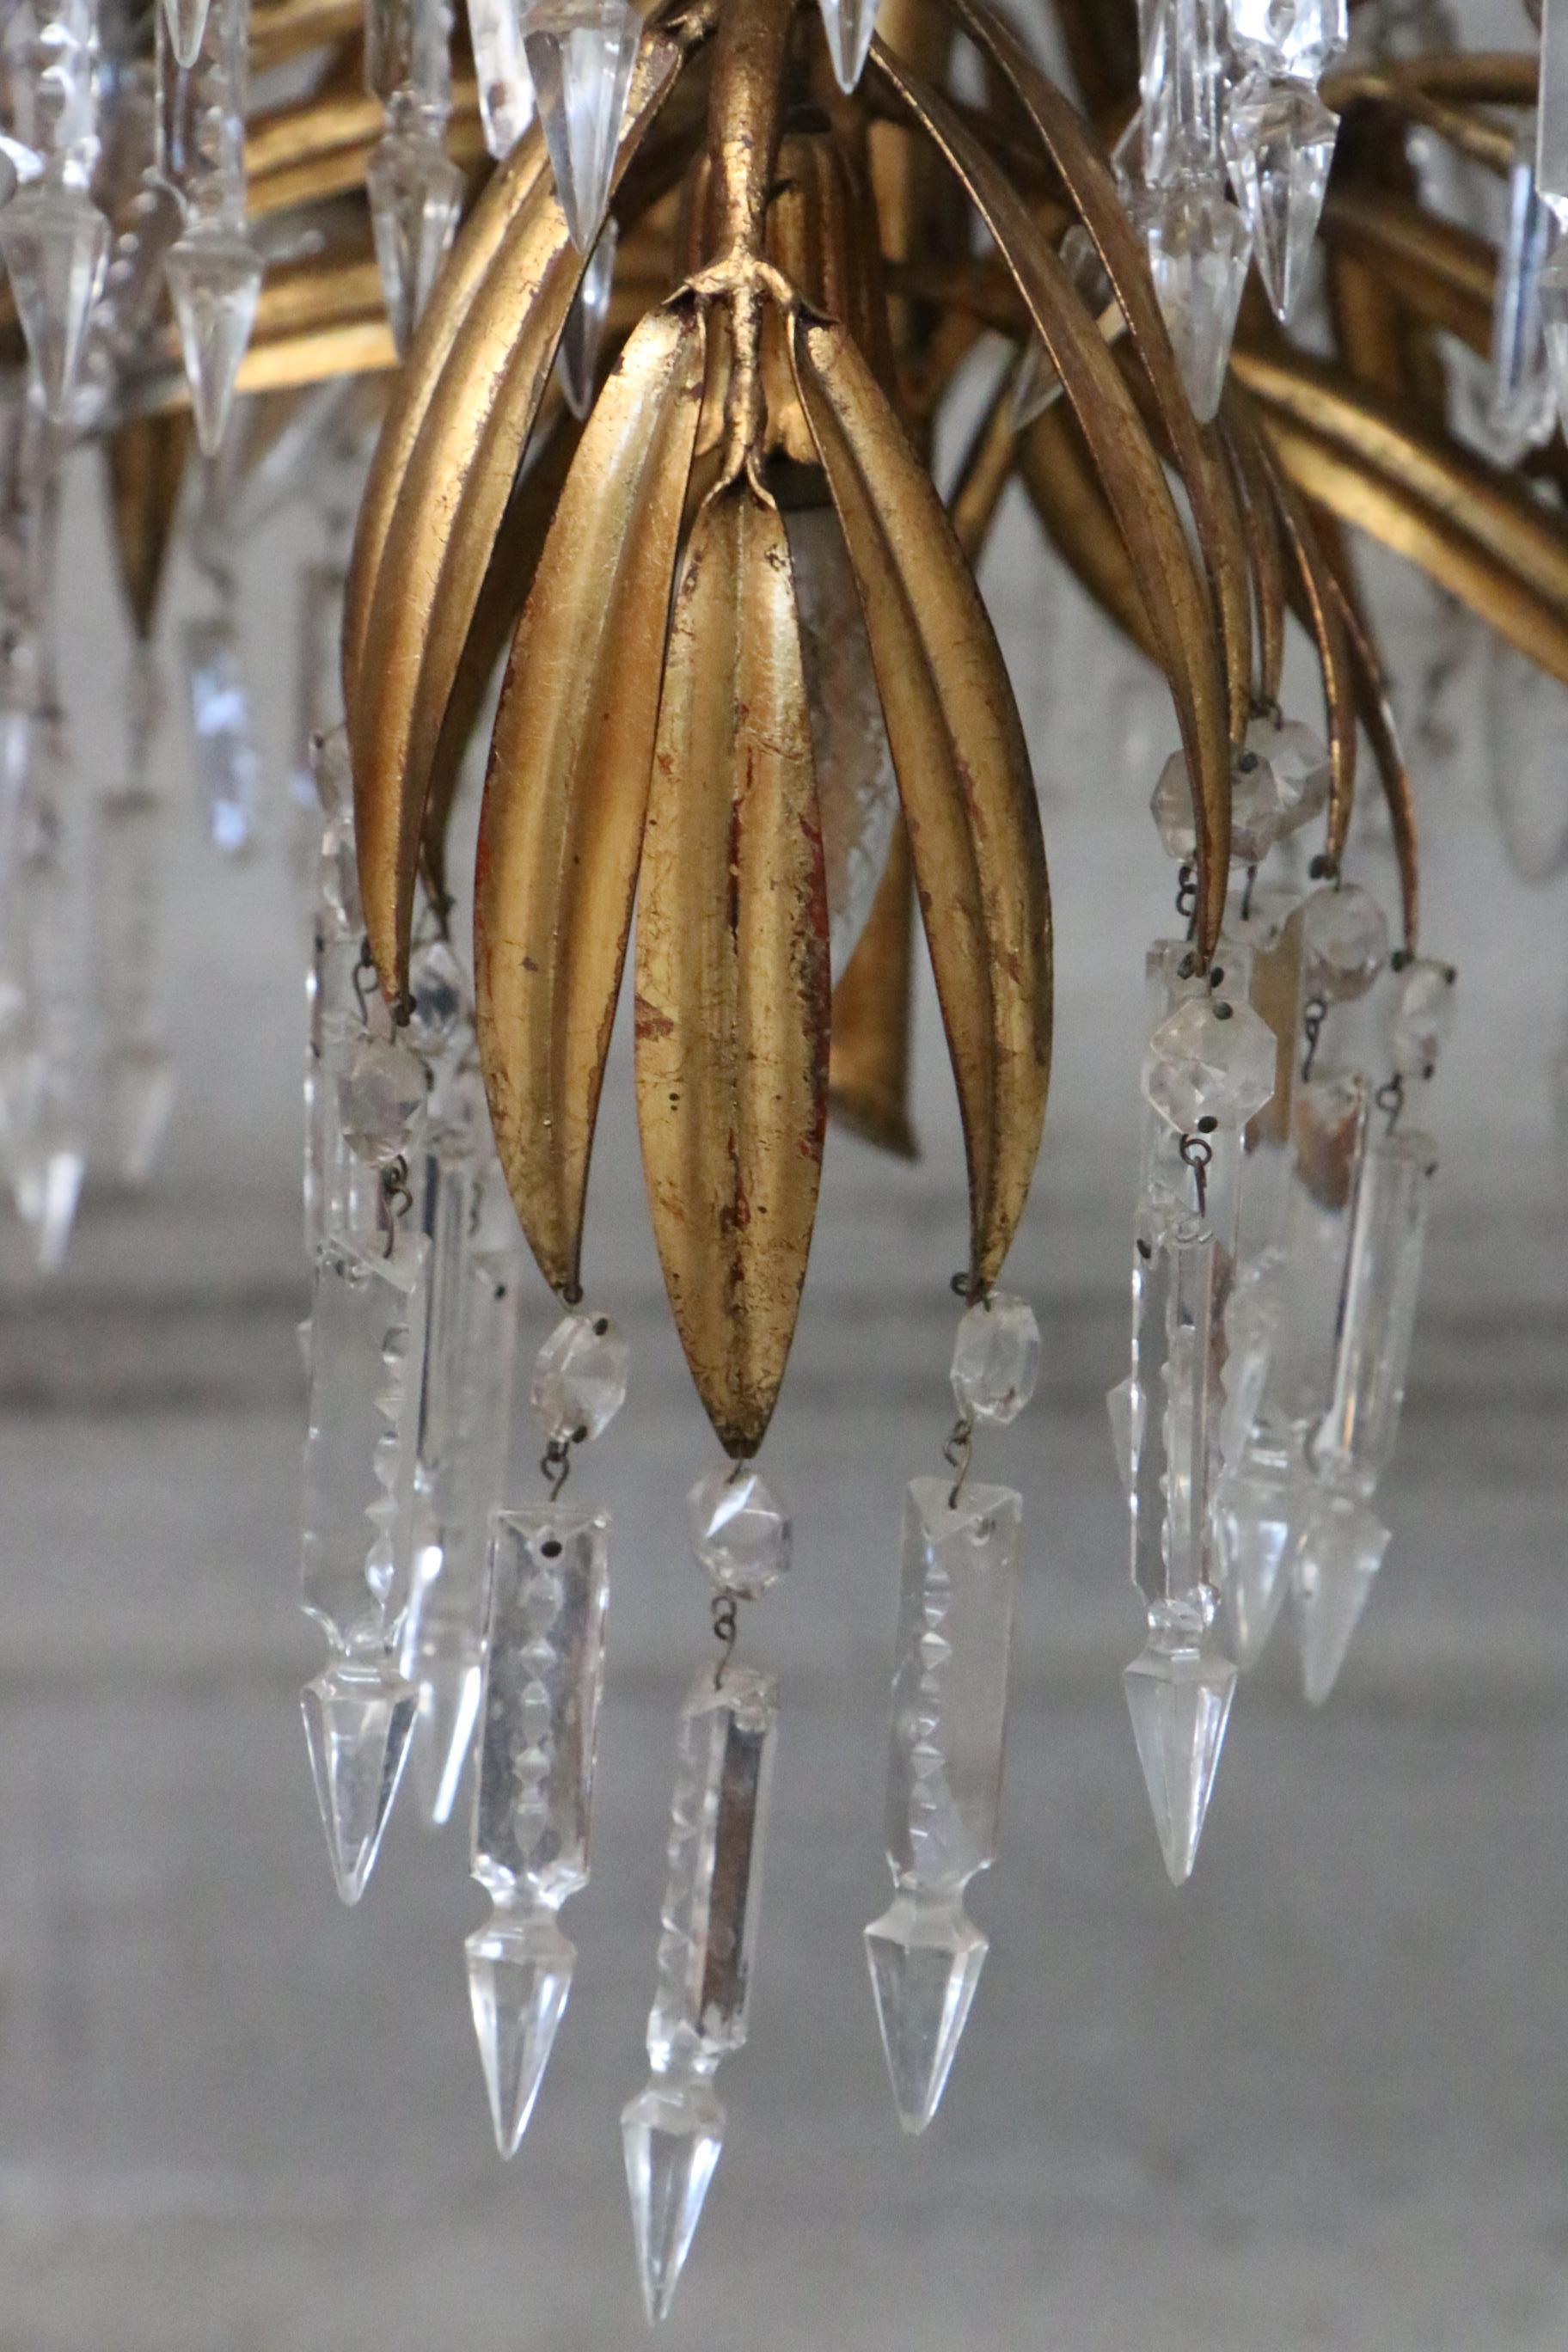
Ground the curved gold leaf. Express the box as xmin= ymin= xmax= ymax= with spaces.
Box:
xmin=634 ymin=481 xmax=830 ymax=1458
xmin=1219 ymin=395 xmax=1286 ymax=709
xmin=868 ymin=32 xmax=1232 ymax=960
xmin=793 ymin=313 xmax=1051 ymax=1290
xmin=1325 ymin=559 xmax=1421 ymax=950
xmin=475 ymin=303 xmax=705 ymax=1303
xmin=939 ymin=0 xmax=1254 ymax=744
xmin=1017 ymin=397 xmax=1160 ymax=665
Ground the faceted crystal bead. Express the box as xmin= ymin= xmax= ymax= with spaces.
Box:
xmin=300 ymin=1657 xmax=418 ymax=1904
xmin=1123 ymin=1599 xmax=1237 ymax=1883
xmin=366 ymin=121 xmax=462 ymax=356
xmin=1302 ymin=882 xmax=1387 ymax=1002
xmin=406 ymin=936 xmax=468 ymax=1054
xmin=1152 ymin=730 xmax=1303 ymax=867
xmin=864 ymin=1890 xmax=988 ymax=2135
xmin=521 ymin=0 xmax=640 ymax=254
xmin=688 ymin=1463 xmax=790 ymax=1599
xmin=472 ymin=1508 xmax=610 ymax=1905
xmin=1141 ymin=175 xmax=1252 ymax=425
xmin=162 ymin=0 xmax=214 ymax=69
xmin=1222 ymin=73 xmax=1338 ymax=324
xmin=1292 ymin=1487 xmax=1389 ymax=1706
xmin=817 ymin=0 xmax=878 ymax=94
xmin=1142 ymin=992 xmax=1279 ymax=1134
xmin=1386 ymin=957 xmax=1456 ymax=1081
xmin=1247 ymin=707 xmax=1331 ymax=835
xmin=337 ymin=1031 xmax=427 ymax=1165
xmin=530 ymin=1308 xmax=628 ymax=1442
xmin=465 ymin=1908 xmax=576 ymax=2153
xmin=1228 ymin=0 xmax=1346 ymax=76
xmin=469 ymin=0 xmax=536 ymax=156
xmin=0 ymin=180 xmax=109 ymax=420
xmin=555 ymin=213 xmax=616 ymax=419
xmin=949 ymin=1290 xmax=1041 ymax=1425
xmin=164 ymin=227 xmax=262 ymax=456
xmin=1312 ymin=1125 xmax=1433 ymax=1498
xmin=1213 ymin=1438 xmax=1303 ymax=1667
xmin=622 ymin=2067 xmax=725 ymax=2327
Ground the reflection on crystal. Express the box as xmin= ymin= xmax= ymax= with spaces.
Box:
xmin=522 ymin=0 xmax=640 ymax=254
xmin=300 ymin=1656 xmax=418 ymax=1904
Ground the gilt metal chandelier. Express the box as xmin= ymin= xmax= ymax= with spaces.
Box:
xmin=0 ymin=0 xmax=1565 ymax=2324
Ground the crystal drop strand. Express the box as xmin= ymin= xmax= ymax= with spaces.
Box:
xmin=1489 ymin=123 xmax=1557 ymax=462
xmin=157 ymin=0 xmax=260 ymax=454
xmin=0 ymin=0 xmax=111 ymax=422
xmin=554 ymin=211 xmax=616 ymax=420
xmin=91 ymin=644 xmax=176 ymax=1185
xmin=462 ymin=1294 xmax=625 ymax=2147
xmin=364 ymin=0 xmax=461 ymax=355
xmin=621 ymin=1452 xmax=787 ymax=2324
xmin=181 ymin=463 xmax=260 ymax=856
xmin=1116 ymin=951 xmax=1279 ymax=1883
xmin=299 ymin=970 xmax=433 ymax=1904
xmin=861 ymin=1284 xmax=1036 ymax=2135
xmin=468 ymin=0 xmax=535 ymax=160
xmin=1132 ymin=0 xmax=1251 ymax=418
xmin=521 ymin=0 xmax=640 ymax=255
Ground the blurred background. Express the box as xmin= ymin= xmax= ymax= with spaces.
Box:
xmin=5 ymin=167 xmax=1568 ymax=2352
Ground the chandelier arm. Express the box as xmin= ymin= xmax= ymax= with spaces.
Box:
xmin=793 ymin=313 xmax=1051 ymax=1292
xmin=940 ymin=0 xmax=1255 ymax=752
xmin=475 ymin=303 xmax=707 ymax=1306
xmin=867 ymin=31 xmax=1231 ymax=963
xmin=633 ymin=479 xmax=830 ymax=1457
xmin=1218 ymin=397 xmax=1288 ymax=714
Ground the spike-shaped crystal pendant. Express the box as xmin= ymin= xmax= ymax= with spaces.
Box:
xmin=1292 ymin=1486 xmax=1390 ymax=1705
xmin=816 ymin=0 xmax=879 ymax=95
xmin=1312 ymin=1125 xmax=1435 ymax=1500
xmin=1140 ymin=175 xmax=1253 ymax=424
xmin=469 ymin=0 xmax=535 ymax=156
xmin=521 ymin=0 xmax=640 ymax=254
xmin=864 ymin=1478 xmax=1022 ymax=2134
xmin=0 ymin=0 xmax=109 ymax=420
xmin=366 ymin=100 xmax=462 ymax=355
xmin=162 ymin=0 xmax=212 ymax=64
xmin=156 ymin=0 xmax=260 ymax=451
xmin=554 ymin=213 xmax=616 ymax=418
xmin=622 ymin=1666 xmax=779 ymax=2325
xmin=1137 ymin=0 xmax=1228 ymax=185
xmin=465 ymin=1506 xmax=609 ymax=2153
xmin=1222 ymin=73 xmax=1338 ymax=324
xmin=299 ymin=1229 xmax=430 ymax=1902
xmin=165 ymin=225 xmax=261 ymax=451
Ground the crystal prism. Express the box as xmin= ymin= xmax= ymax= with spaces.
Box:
xmin=1228 ymin=0 xmax=1346 ymax=77
xmin=164 ymin=227 xmax=261 ymax=455
xmin=555 ymin=213 xmax=616 ymax=418
xmin=622 ymin=2068 xmax=725 ymax=2327
xmin=1223 ymin=73 xmax=1337 ymax=324
xmin=300 ymin=1657 xmax=418 ymax=1903
xmin=469 ymin=0 xmax=536 ymax=157
xmin=1124 ymin=1604 xmax=1237 ymax=1883
xmin=688 ymin=1463 xmax=790 ymax=1599
xmin=864 ymin=1890 xmax=988 ymax=2135
xmin=1261 ymin=1071 xmax=1369 ymax=1430
xmin=1139 ymin=0 xmax=1226 ymax=185
xmin=817 ymin=0 xmax=878 ymax=94
xmin=162 ymin=0 xmax=213 ymax=69
xmin=1386 ymin=957 xmax=1455 ymax=1081
xmin=465 ymin=1909 xmax=575 ymax=2154
xmin=338 ymin=1032 xmax=427 ymax=1165
xmin=366 ymin=122 xmax=462 ymax=356
xmin=406 ymin=936 xmax=468 ymax=1054
xmin=530 ymin=1308 xmax=628 ymax=1442
xmin=949 ymin=1290 xmax=1041 ymax=1425
xmin=1293 ymin=1488 xmax=1389 ymax=1705
xmin=522 ymin=0 xmax=640 ymax=254
xmin=1312 ymin=1125 xmax=1433 ymax=1497
xmin=0 ymin=180 xmax=109 ymax=420
xmin=1141 ymin=176 xmax=1251 ymax=424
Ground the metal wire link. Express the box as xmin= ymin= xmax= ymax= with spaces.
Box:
xmin=379 ymin=1155 xmax=412 ymax=1256
xmin=540 ymin=1434 xmax=573 ymax=1501
xmin=1179 ymin=1128 xmax=1214 ymax=1218
xmin=944 ymin=1412 xmax=976 ymax=1510
xmin=711 ymin=1592 xmax=739 ymax=1689
xmin=1302 ymin=993 xmax=1327 ymax=1081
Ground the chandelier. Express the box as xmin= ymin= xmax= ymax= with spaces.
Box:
xmin=0 ymin=0 xmax=1563 ymax=2325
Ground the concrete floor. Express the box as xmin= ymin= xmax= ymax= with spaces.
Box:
xmin=4 ymin=238 xmax=1568 ymax=2345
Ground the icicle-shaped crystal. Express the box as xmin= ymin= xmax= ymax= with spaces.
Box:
xmin=465 ymin=1505 xmax=609 ymax=2152
xmin=864 ymin=1477 xmax=1020 ymax=2135
xmin=1222 ymin=74 xmax=1338 ymax=323
xmin=365 ymin=0 xmax=461 ymax=352
xmin=469 ymin=0 xmax=535 ymax=157
xmin=817 ymin=0 xmax=878 ymax=95
xmin=1312 ymin=1124 xmax=1434 ymax=1498
xmin=522 ymin=0 xmax=640 ymax=254
xmin=554 ymin=212 xmax=615 ymax=419
xmin=299 ymin=1228 xmax=429 ymax=1902
xmin=156 ymin=0 xmax=260 ymax=450
xmin=0 ymin=1 xmax=109 ymax=419
xmin=1141 ymin=177 xmax=1253 ymax=422
xmin=622 ymin=1666 xmax=778 ymax=2325
xmin=1490 ymin=124 xmax=1556 ymax=460
xmin=1292 ymin=1485 xmax=1390 ymax=1705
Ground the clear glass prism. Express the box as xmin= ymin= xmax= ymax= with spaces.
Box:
xmin=864 ymin=1889 xmax=988 ymax=2135
xmin=0 ymin=179 xmax=108 ymax=420
xmin=1124 ymin=1604 xmax=1236 ymax=1884
xmin=1292 ymin=1487 xmax=1389 ymax=1705
xmin=465 ymin=1908 xmax=575 ymax=2154
xmin=521 ymin=0 xmax=640 ymax=254
xmin=1223 ymin=73 xmax=1338 ymax=325
xmin=817 ymin=0 xmax=878 ymax=93
xmin=621 ymin=2066 xmax=725 ymax=2327
xmin=1141 ymin=175 xmax=1252 ymax=424
xmin=165 ymin=226 xmax=261 ymax=456
xmin=469 ymin=0 xmax=536 ymax=156
xmin=366 ymin=121 xmax=462 ymax=357
xmin=300 ymin=1656 xmax=418 ymax=1904
xmin=1312 ymin=1126 xmax=1432 ymax=1498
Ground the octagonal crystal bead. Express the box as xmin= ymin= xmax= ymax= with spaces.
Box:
xmin=406 ymin=939 xmax=469 ymax=1055
xmin=530 ymin=1310 xmax=628 ymax=1443
xmin=337 ymin=1032 xmax=427 ymax=1165
xmin=1142 ymin=994 xmax=1279 ymax=1134
xmin=688 ymin=1464 xmax=790 ymax=1598
xmin=1302 ymin=883 xmax=1387 ymax=1002
xmin=950 ymin=1290 xmax=1042 ymax=1424
xmin=1387 ymin=958 xmax=1456 ymax=1080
